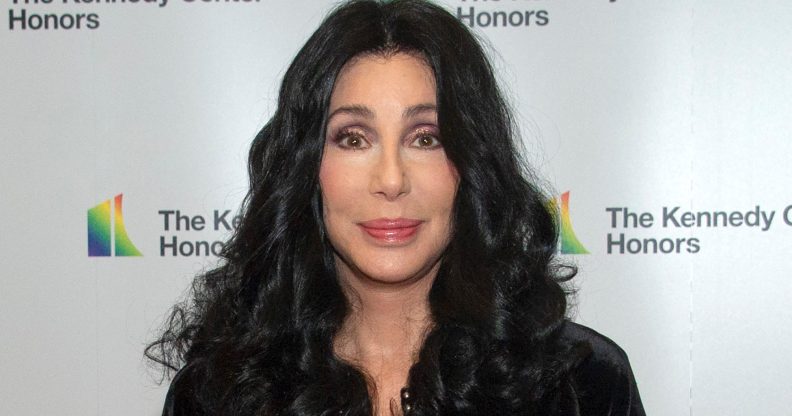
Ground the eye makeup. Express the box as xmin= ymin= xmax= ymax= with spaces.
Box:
xmin=408 ymin=126 xmax=442 ymax=150
xmin=326 ymin=123 xmax=441 ymax=151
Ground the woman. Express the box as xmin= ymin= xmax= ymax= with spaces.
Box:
xmin=148 ymin=1 xmax=645 ymax=415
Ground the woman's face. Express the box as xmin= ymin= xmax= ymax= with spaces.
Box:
xmin=319 ymin=52 xmax=458 ymax=286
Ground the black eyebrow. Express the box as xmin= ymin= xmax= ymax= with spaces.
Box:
xmin=327 ymin=103 xmax=437 ymax=121
xmin=403 ymin=103 xmax=437 ymax=119
xmin=327 ymin=105 xmax=375 ymax=120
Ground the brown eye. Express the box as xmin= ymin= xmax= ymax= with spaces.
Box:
xmin=336 ymin=131 xmax=370 ymax=150
xmin=411 ymin=133 xmax=441 ymax=149
xmin=345 ymin=135 xmax=362 ymax=148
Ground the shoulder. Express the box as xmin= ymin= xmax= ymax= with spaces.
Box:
xmin=559 ymin=320 xmax=632 ymax=369
xmin=162 ymin=366 xmax=204 ymax=416
xmin=556 ymin=320 xmax=646 ymax=416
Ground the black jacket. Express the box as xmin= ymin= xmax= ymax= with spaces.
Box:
xmin=163 ymin=321 xmax=646 ymax=415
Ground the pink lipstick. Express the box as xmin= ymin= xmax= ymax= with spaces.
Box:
xmin=358 ymin=218 xmax=423 ymax=244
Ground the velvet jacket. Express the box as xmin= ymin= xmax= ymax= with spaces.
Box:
xmin=162 ymin=321 xmax=646 ymax=415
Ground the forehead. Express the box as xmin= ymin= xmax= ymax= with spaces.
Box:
xmin=329 ymin=52 xmax=437 ymax=110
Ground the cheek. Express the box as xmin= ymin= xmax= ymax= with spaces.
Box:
xmin=415 ymin=159 xmax=459 ymax=216
xmin=443 ymin=162 xmax=460 ymax=207
xmin=319 ymin=153 xmax=360 ymax=219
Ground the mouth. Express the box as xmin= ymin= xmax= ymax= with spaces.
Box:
xmin=357 ymin=218 xmax=424 ymax=244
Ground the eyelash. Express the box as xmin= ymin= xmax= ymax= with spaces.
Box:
xmin=331 ymin=127 xmax=442 ymax=150
xmin=333 ymin=129 xmax=368 ymax=150
xmin=411 ymin=128 xmax=442 ymax=149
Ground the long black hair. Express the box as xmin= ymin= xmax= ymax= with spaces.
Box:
xmin=147 ymin=1 xmax=585 ymax=414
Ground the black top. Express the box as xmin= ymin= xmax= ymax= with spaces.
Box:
xmin=553 ymin=322 xmax=646 ymax=416
xmin=162 ymin=321 xmax=646 ymax=415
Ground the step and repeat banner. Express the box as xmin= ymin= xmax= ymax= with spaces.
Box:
xmin=2 ymin=0 xmax=790 ymax=414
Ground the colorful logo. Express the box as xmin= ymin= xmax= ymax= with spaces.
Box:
xmin=551 ymin=191 xmax=589 ymax=255
xmin=87 ymin=193 xmax=142 ymax=257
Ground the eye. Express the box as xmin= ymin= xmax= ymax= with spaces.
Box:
xmin=410 ymin=129 xmax=442 ymax=149
xmin=334 ymin=129 xmax=370 ymax=150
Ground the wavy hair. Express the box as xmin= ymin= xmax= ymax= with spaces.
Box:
xmin=147 ymin=1 xmax=585 ymax=414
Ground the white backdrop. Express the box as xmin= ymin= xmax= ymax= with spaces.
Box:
xmin=2 ymin=1 xmax=790 ymax=415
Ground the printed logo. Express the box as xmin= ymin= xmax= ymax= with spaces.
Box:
xmin=552 ymin=191 xmax=590 ymax=255
xmin=87 ymin=193 xmax=142 ymax=257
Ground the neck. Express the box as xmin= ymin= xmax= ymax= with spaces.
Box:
xmin=335 ymin=266 xmax=435 ymax=361
xmin=334 ymin=262 xmax=437 ymax=414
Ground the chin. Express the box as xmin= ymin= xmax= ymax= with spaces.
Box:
xmin=353 ymin=255 xmax=440 ymax=285
xmin=365 ymin=270 xmax=424 ymax=285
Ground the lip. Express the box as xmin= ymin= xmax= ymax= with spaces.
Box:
xmin=358 ymin=218 xmax=424 ymax=244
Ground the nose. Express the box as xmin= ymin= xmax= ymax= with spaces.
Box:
xmin=369 ymin=144 xmax=410 ymax=201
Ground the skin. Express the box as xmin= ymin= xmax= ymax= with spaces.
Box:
xmin=319 ymin=52 xmax=459 ymax=415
